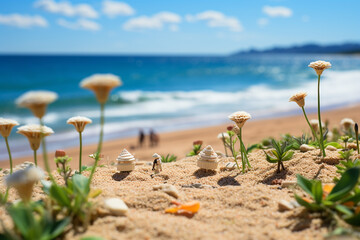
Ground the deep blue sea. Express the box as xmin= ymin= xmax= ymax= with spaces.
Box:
xmin=1 ymin=54 xmax=360 ymax=160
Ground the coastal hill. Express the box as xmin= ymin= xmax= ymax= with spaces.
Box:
xmin=233 ymin=43 xmax=360 ymax=55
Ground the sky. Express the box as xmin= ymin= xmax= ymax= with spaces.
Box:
xmin=0 ymin=0 xmax=359 ymax=54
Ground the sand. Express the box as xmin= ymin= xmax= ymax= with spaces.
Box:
xmin=0 ymin=148 xmax=341 ymax=239
xmin=0 ymin=104 xmax=359 ymax=239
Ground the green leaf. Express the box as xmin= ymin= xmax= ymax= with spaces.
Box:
xmin=264 ymin=152 xmax=278 ymax=163
xmin=324 ymin=142 xmax=342 ymax=149
xmin=7 ymin=205 xmax=33 ymax=237
xmin=344 ymin=213 xmax=360 ymax=226
xmin=312 ymin=181 xmax=323 ymax=204
xmin=271 ymin=149 xmax=280 ymax=159
xmin=282 ymin=151 xmax=294 ymax=161
xmin=294 ymin=194 xmax=312 ymax=209
xmin=296 ymin=174 xmax=314 ymax=198
xmin=327 ymin=168 xmax=360 ymax=202
xmin=72 ymin=174 xmax=90 ymax=196
xmin=50 ymin=185 xmax=71 ymax=207
xmin=335 ymin=205 xmax=352 ymax=216
xmin=49 ymin=217 xmax=70 ymax=239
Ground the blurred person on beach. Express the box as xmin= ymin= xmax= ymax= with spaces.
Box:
xmin=149 ymin=129 xmax=159 ymax=147
xmin=138 ymin=129 xmax=145 ymax=148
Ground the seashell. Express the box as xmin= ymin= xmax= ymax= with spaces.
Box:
xmin=197 ymin=145 xmax=219 ymax=170
xmin=117 ymin=149 xmax=136 ymax=172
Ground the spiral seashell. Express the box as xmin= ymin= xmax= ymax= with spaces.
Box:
xmin=197 ymin=145 xmax=219 ymax=170
xmin=198 ymin=145 xmax=218 ymax=162
xmin=117 ymin=149 xmax=135 ymax=172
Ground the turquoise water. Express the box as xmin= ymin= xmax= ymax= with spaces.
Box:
xmin=1 ymin=54 xmax=360 ymax=159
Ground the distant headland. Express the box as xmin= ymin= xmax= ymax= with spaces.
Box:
xmin=232 ymin=42 xmax=360 ymax=55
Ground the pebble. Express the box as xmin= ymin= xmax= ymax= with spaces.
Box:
xmin=278 ymin=200 xmax=300 ymax=211
xmin=300 ymin=144 xmax=315 ymax=152
xmin=103 ymin=198 xmax=129 ymax=216
xmin=278 ymin=200 xmax=294 ymax=211
xmin=281 ymin=180 xmax=297 ymax=188
xmin=215 ymin=151 xmax=226 ymax=158
xmin=325 ymin=145 xmax=337 ymax=151
xmin=224 ymin=162 xmax=237 ymax=170
xmin=153 ymin=184 xmax=179 ymax=198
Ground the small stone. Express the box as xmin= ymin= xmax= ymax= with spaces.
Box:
xmin=103 ymin=198 xmax=128 ymax=216
xmin=278 ymin=200 xmax=294 ymax=211
xmin=224 ymin=162 xmax=237 ymax=170
xmin=290 ymin=200 xmax=300 ymax=208
xmin=3 ymin=169 xmax=10 ymax=174
xmin=300 ymin=144 xmax=315 ymax=152
xmin=281 ymin=180 xmax=297 ymax=188
xmin=325 ymin=145 xmax=337 ymax=151
xmin=153 ymin=184 xmax=179 ymax=198
xmin=215 ymin=151 xmax=226 ymax=158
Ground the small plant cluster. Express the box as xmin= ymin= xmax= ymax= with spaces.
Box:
xmin=264 ymin=139 xmax=294 ymax=173
xmin=161 ymin=154 xmax=177 ymax=163
xmin=187 ymin=140 xmax=203 ymax=156
xmin=0 ymin=74 xmax=121 ymax=239
xmin=295 ymin=167 xmax=360 ymax=230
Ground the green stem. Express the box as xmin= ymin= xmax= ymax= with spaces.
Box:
xmin=317 ymin=75 xmax=326 ymax=157
xmin=40 ymin=118 xmax=55 ymax=182
xmin=87 ymin=153 xmax=100 ymax=189
xmin=4 ymin=137 xmax=13 ymax=174
xmin=79 ymin=132 xmax=83 ymax=174
xmin=97 ymin=103 xmax=105 ymax=154
xmin=222 ymin=137 xmax=228 ymax=157
xmin=33 ymin=150 xmax=37 ymax=166
xmin=302 ymin=107 xmax=320 ymax=143
xmin=239 ymin=128 xmax=245 ymax=173
xmin=241 ymin=141 xmax=251 ymax=168
xmin=229 ymin=135 xmax=241 ymax=170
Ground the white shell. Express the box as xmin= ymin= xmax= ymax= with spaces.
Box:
xmin=197 ymin=145 xmax=219 ymax=170
xmin=117 ymin=149 xmax=135 ymax=172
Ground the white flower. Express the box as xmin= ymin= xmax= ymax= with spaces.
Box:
xmin=0 ymin=118 xmax=19 ymax=138
xmin=310 ymin=119 xmax=324 ymax=132
xmin=15 ymin=91 xmax=58 ymax=119
xmin=17 ymin=124 xmax=54 ymax=151
xmin=80 ymin=74 xmax=122 ymax=104
xmin=308 ymin=60 xmax=331 ymax=76
xmin=67 ymin=116 xmax=92 ymax=133
xmin=289 ymin=92 xmax=307 ymax=108
xmin=228 ymin=111 xmax=251 ymax=128
xmin=217 ymin=132 xmax=229 ymax=139
xmin=340 ymin=118 xmax=355 ymax=131
xmin=5 ymin=166 xmax=44 ymax=202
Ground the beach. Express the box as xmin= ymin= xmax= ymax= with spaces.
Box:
xmin=2 ymin=103 xmax=360 ymax=170
xmin=1 ymin=103 xmax=358 ymax=239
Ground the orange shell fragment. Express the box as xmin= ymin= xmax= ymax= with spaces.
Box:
xmin=165 ymin=201 xmax=200 ymax=215
xmin=343 ymin=201 xmax=355 ymax=208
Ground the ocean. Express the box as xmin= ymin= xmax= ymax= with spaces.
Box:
xmin=1 ymin=54 xmax=360 ymax=160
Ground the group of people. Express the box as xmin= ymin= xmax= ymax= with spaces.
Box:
xmin=138 ymin=129 xmax=159 ymax=148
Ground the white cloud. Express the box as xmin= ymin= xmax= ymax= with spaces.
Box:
xmin=0 ymin=14 xmax=48 ymax=28
xmin=262 ymin=6 xmax=292 ymax=18
xmin=186 ymin=11 xmax=242 ymax=32
xmin=123 ymin=11 xmax=181 ymax=31
xmin=57 ymin=18 xmax=101 ymax=31
xmin=102 ymin=0 xmax=135 ymax=18
xmin=257 ymin=18 xmax=269 ymax=27
xmin=34 ymin=0 xmax=98 ymax=18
